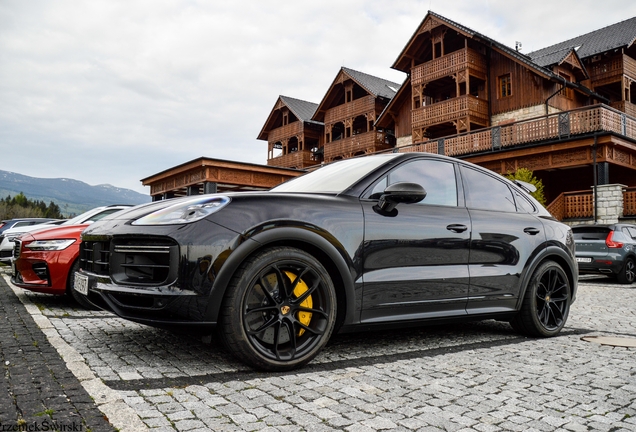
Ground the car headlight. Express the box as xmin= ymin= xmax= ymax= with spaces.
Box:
xmin=25 ymin=239 xmax=76 ymax=251
xmin=6 ymin=233 xmax=25 ymax=242
xmin=132 ymin=196 xmax=231 ymax=225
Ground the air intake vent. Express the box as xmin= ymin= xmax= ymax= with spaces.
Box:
xmin=110 ymin=238 xmax=178 ymax=286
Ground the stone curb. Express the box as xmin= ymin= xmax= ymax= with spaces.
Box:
xmin=2 ymin=274 xmax=148 ymax=432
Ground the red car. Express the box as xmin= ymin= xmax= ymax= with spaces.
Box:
xmin=11 ymin=224 xmax=94 ymax=308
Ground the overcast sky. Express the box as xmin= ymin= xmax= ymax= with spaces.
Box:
xmin=2 ymin=1 xmax=636 ymax=194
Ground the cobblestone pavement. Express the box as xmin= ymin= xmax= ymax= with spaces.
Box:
xmin=2 ymin=267 xmax=636 ymax=431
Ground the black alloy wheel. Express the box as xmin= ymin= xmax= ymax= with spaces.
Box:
xmin=510 ymin=260 xmax=571 ymax=337
xmin=220 ymin=247 xmax=336 ymax=371
xmin=617 ymin=258 xmax=636 ymax=284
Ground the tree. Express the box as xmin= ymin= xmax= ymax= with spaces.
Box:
xmin=506 ymin=168 xmax=546 ymax=205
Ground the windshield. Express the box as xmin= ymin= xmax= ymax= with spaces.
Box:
xmin=272 ymin=154 xmax=399 ymax=193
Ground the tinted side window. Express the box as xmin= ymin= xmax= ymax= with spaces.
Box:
xmin=369 ymin=159 xmax=458 ymax=206
xmin=461 ymin=166 xmax=516 ymax=212
xmin=513 ymin=190 xmax=537 ymax=213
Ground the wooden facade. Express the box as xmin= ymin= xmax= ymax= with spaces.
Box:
xmin=374 ymin=12 xmax=636 ymax=220
xmin=150 ymin=12 xmax=636 ymax=218
xmin=258 ymin=68 xmax=400 ymax=166
xmin=257 ymin=96 xmax=323 ymax=169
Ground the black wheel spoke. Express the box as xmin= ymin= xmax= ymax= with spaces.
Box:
xmin=245 ymin=305 xmax=278 ymax=315
xmin=272 ymin=322 xmax=282 ymax=360
xmin=298 ymin=306 xmax=329 ymax=318
xmin=282 ymin=319 xmax=297 ymax=358
xmin=293 ymin=278 xmax=321 ymax=305
xmin=272 ymin=265 xmax=293 ymax=299
xmin=297 ymin=321 xmax=324 ymax=336
xmin=259 ymin=275 xmax=279 ymax=304
xmin=246 ymin=315 xmax=279 ymax=335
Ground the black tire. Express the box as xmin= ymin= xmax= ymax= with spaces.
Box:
xmin=219 ymin=247 xmax=337 ymax=371
xmin=510 ymin=260 xmax=571 ymax=337
xmin=617 ymin=257 xmax=636 ymax=284
xmin=67 ymin=261 xmax=100 ymax=310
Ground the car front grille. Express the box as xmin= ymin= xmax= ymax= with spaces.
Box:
xmin=80 ymin=238 xmax=179 ymax=286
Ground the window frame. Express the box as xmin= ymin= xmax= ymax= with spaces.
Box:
xmin=498 ymin=73 xmax=512 ymax=99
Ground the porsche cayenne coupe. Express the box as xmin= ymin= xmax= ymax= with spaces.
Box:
xmin=74 ymin=153 xmax=577 ymax=371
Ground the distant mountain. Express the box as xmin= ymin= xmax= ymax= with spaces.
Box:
xmin=0 ymin=170 xmax=151 ymax=216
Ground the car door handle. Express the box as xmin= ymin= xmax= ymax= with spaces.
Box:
xmin=447 ymin=224 xmax=468 ymax=233
xmin=524 ymin=227 xmax=541 ymax=235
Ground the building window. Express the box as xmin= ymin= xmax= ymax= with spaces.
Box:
xmin=498 ymin=74 xmax=512 ymax=98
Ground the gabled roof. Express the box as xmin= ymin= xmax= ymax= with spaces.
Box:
xmin=341 ymin=67 xmax=401 ymax=100
xmin=392 ymin=11 xmax=555 ymax=81
xmin=279 ymin=95 xmax=319 ymax=122
xmin=529 ymin=16 xmax=636 ymax=66
xmin=257 ymin=95 xmax=322 ymax=141
xmin=312 ymin=67 xmax=402 ymax=122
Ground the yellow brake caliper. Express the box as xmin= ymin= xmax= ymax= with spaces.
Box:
xmin=285 ymin=271 xmax=312 ymax=336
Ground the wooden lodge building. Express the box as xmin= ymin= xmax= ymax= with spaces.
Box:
xmin=146 ymin=11 xmax=636 ymax=222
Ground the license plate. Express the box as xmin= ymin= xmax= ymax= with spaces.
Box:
xmin=74 ymin=273 xmax=89 ymax=295
xmin=576 ymin=257 xmax=592 ymax=263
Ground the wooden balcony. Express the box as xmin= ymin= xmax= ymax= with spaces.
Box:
xmin=399 ymin=104 xmax=636 ymax=159
xmin=545 ymin=187 xmax=636 ymax=221
xmin=412 ymin=48 xmax=487 ymax=86
xmin=589 ymin=54 xmax=636 ymax=86
xmin=412 ymin=94 xmax=489 ymax=130
xmin=324 ymin=130 xmax=392 ymax=161
xmin=324 ymin=95 xmax=376 ymax=124
xmin=546 ymin=191 xmax=594 ymax=220
xmin=267 ymin=121 xmax=303 ymax=144
xmin=611 ymin=100 xmax=636 ymax=118
xmin=268 ymin=149 xmax=317 ymax=169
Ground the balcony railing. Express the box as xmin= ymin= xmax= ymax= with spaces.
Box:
xmin=546 ymin=191 xmax=594 ymax=220
xmin=412 ymin=48 xmax=487 ymax=86
xmin=324 ymin=95 xmax=376 ymax=124
xmin=412 ymin=94 xmax=489 ymax=130
xmin=324 ymin=130 xmax=392 ymax=161
xmin=625 ymin=187 xmax=636 ymax=217
xmin=545 ymin=187 xmax=636 ymax=221
xmin=268 ymin=149 xmax=317 ymax=169
xmin=267 ymin=121 xmax=303 ymax=144
xmin=611 ymin=100 xmax=636 ymax=118
xmin=399 ymin=104 xmax=636 ymax=159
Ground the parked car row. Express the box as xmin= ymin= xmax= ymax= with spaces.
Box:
xmin=8 ymin=205 xmax=132 ymax=308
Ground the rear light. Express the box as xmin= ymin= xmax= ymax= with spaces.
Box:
xmin=0 ymin=222 xmax=5 ymax=229
xmin=605 ymin=231 xmax=623 ymax=248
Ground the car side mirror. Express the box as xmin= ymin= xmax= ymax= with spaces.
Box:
xmin=376 ymin=182 xmax=427 ymax=213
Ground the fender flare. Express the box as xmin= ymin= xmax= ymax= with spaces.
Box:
xmin=204 ymin=225 xmax=357 ymax=326
xmin=515 ymin=243 xmax=578 ymax=310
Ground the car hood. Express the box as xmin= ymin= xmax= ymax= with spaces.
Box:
xmin=21 ymin=224 xmax=88 ymax=241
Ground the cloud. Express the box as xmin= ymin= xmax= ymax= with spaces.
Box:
xmin=1 ymin=0 xmax=635 ymax=194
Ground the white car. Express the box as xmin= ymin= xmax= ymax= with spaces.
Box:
xmin=0 ymin=205 xmax=132 ymax=263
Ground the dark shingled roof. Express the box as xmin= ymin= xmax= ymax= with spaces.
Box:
xmin=342 ymin=67 xmax=401 ymax=99
xmin=279 ymin=95 xmax=320 ymax=123
xmin=529 ymin=16 xmax=636 ymax=67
